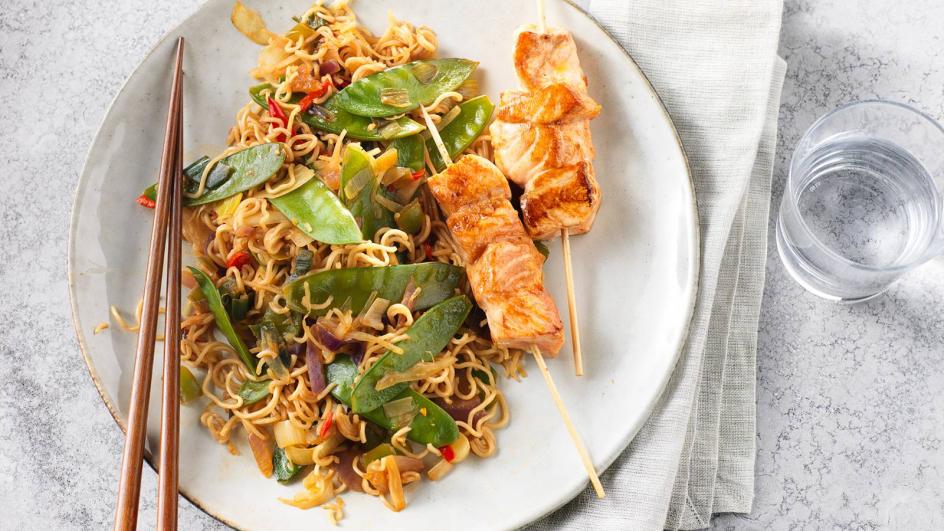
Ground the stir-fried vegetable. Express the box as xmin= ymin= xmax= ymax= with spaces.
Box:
xmin=189 ymin=267 xmax=257 ymax=372
xmin=186 ymin=143 xmax=285 ymax=206
xmin=326 ymin=356 xmax=459 ymax=446
xmin=270 ymin=178 xmax=363 ymax=244
xmin=334 ymin=59 xmax=478 ymax=117
xmin=249 ymin=84 xmax=425 ymax=141
xmin=286 ymin=11 xmax=326 ymax=41
xmin=282 ymin=263 xmax=465 ymax=315
xmin=231 ymin=0 xmax=274 ymax=45
xmin=351 ymin=296 xmax=472 ymax=413
xmin=272 ymin=447 xmax=302 ymax=482
xmin=179 ymin=366 xmax=202 ymax=403
xmin=238 ymin=379 xmax=271 ymax=405
xmin=395 ymin=198 xmax=424 ymax=235
xmin=428 ymin=95 xmax=495 ymax=171
xmin=340 ymin=145 xmax=396 ymax=239
xmin=388 ymin=135 xmax=425 ymax=171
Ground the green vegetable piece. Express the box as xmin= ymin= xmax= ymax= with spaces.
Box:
xmin=189 ymin=267 xmax=257 ymax=372
xmin=362 ymin=443 xmax=396 ymax=465
xmin=534 ymin=240 xmax=550 ymax=261
xmin=272 ymin=447 xmax=302 ymax=482
xmin=389 ymin=135 xmax=425 ymax=171
xmin=283 ymin=263 xmax=465 ymax=315
xmin=203 ymin=161 xmax=234 ymax=190
xmin=186 ymin=143 xmax=285 ymax=206
xmin=472 ymin=364 xmax=499 ymax=386
xmin=395 ymin=198 xmax=424 ymax=235
xmin=293 ymin=249 xmax=314 ymax=278
xmin=334 ymin=59 xmax=478 ymax=118
xmin=428 ymin=95 xmax=495 ymax=171
xmin=249 ymin=84 xmax=424 ymax=141
xmin=327 ymin=356 xmax=459 ymax=446
xmin=238 ymin=379 xmax=271 ymax=406
xmin=340 ymin=145 xmax=395 ymax=239
xmin=142 ymin=183 xmax=158 ymax=202
xmin=270 ymin=178 xmax=363 ymax=245
xmin=351 ymin=296 xmax=472 ymax=413
xmin=179 ymin=366 xmax=202 ymax=403
xmin=286 ymin=12 xmax=326 ymax=41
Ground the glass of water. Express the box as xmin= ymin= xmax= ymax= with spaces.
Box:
xmin=777 ymin=100 xmax=944 ymax=303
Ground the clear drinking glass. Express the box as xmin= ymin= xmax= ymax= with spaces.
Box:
xmin=777 ymin=101 xmax=944 ymax=303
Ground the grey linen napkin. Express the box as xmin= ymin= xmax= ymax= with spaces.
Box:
xmin=533 ymin=0 xmax=787 ymax=529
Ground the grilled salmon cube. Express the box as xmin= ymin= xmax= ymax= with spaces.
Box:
xmin=497 ymin=83 xmax=601 ymax=124
xmin=521 ymin=161 xmax=600 ymax=240
xmin=446 ymin=196 xmax=530 ymax=263
xmin=427 ymin=154 xmax=511 ymax=217
xmin=490 ymin=119 xmax=594 ymax=187
xmin=514 ymin=25 xmax=587 ymax=91
xmin=467 ymin=241 xmax=564 ymax=355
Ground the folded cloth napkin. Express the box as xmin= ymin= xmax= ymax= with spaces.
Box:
xmin=532 ymin=0 xmax=787 ymax=529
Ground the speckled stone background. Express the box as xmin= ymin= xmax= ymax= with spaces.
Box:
xmin=2 ymin=0 xmax=943 ymax=529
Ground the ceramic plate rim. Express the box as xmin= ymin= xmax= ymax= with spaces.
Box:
xmin=67 ymin=1 xmax=700 ymax=528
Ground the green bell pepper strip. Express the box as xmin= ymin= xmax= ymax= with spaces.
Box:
xmin=326 ymin=356 xmax=459 ymax=446
xmin=389 ymin=135 xmax=425 ymax=171
xmin=282 ymin=263 xmax=465 ymax=315
xmin=189 ymin=267 xmax=257 ymax=372
xmin=334 ymin=59 xmax=478 ymax=118
xmin=351 ymin=295 xmax=472 ymax=413
xmin=186 ymin=143 xmax=285 ymax=206
xmin=395 ymin=198 xmax=424 ymax=235
xmin=179 ymin=366 xmax=202 ymax=403
xmin=272 ymin=447 xmax=302 ymax=482
xmin=249 ymin=84 xmax=424 ymax=141
xmin=237 ymin=379 xmax=271 ymax=406
xmin=340 ymin=145 xmax=395 ymax=240
xmin=270 ymin=178 xmax=363 ymax=245
xmin=428 ymin=95 xmax=495 ymax=172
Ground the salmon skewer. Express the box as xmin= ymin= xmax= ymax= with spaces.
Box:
xmin=421 ymin=85 xmax=604 ymax=496
xmin=490 ymin=14 xmax=603 ymax=376
xmin=428 ymin=154 xmax=565 ymax=355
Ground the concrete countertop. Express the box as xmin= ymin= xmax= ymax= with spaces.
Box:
xmin=1 ymin=0 xmax=941 ymax=528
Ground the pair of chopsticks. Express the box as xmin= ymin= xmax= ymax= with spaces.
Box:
xmin=114 ymin=36 xmax=185 ymax=531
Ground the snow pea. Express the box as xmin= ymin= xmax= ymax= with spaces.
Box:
xmin=282 ymin=263 xmax=465 ymax=316
xmin=189 ymin=267 xmax=257 ymax=372
xmin=269 ymin=178 xmax=363 ymax=245
xmin=186 ymin=143 xmax=285 ymax=206
xmin=428 ymin=95 xmax=495 ymax=171
xmin=395 ymin=198 xmax=424 ymax=235
xmin=327 ymin=356 xmax=459 ymax=446
xmin=238 ymin=379 xmax=271 ymax=405
xmin=272 ymin=448 xmax=301 ymax=482
xmin=340 ymin=145 xmax=395 ymax=239
xmin=334 ymin=59 xmax=478 ymax=118
xmin=388 ymin=135 xmax=425 ymax=171
xmin=351 ymin=295 xmax=472 ymax=413
xmin=249 ymin=84 xmax=424 ymax=141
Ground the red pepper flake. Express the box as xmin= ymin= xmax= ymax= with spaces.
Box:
xmin=226 ymin=251 xmax=253 ymax=269
xmin=267 ymin=97 xmax=289 ymax=142
xmin=410 ymin=169 xmax=425 ymax=181
xmin=298 ymin=80 xmax=332 ymax=113
xmin=439 ymin=445 xmax=455 ymax=463
xmin=136 ymin=194 xmax=156 ymax=209
xmin=423 ymin=242 xmax=433 ymax=260
xmin=318 ymin=410 xmax=334 ymax=439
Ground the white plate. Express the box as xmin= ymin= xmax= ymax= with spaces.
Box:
xmin=69 ymin=0 xmax=698 ymax=529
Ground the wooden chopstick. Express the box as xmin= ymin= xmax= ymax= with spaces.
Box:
xmin=114 ymin=36 xmax=185 ymax=531
xmin=156 ymin=37 xmax=185 ymax=530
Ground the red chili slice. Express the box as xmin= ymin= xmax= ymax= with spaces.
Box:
xmin=318 ymin=410 xmax=334 ymax=439
xmin=439 ymin=445 xmax=455 ymax=463
xmin=267 ymin=97 xmax=289 ymax=142
xmin=226 ymin=251 xmax=253 ymax=269
xmin=136 ymin=194 xmax=156 ymax=209
xmin=411 ymin=169 xmax=425 ymax=181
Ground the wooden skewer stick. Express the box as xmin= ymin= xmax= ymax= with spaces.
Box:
xmin=423 ymin=101 xmax=603 ymax=499
xmin=535 ymin=0 xmax=584 ymax=375
xmin=561 ymin=229 xmax=583 ymax=375
xmin=530 ymin=346 xmax=605 ymax=498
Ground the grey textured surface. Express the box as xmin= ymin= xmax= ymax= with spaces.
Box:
xmin=1 ymin=0 xmax=942 ymax=529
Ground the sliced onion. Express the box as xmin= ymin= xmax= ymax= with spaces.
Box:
xmin=432 ymin=396 xmax=484 ymax=424
xmin=333 ymin=447 xmax=364 ymax=492
xmin=411 ymin=62 xmax=439 ymax=85
xmin=320 ymin=60 xmax=341 ymax=75
xmin=248 ymin=433 xmax=274 ymax=477
xmin=380 ymin=87 xmax=412 ymax=108
xmin=306 ymin=103 xmax=336 ymax=123
xmin=399 ymin=279 xmax=419 ymax=311
xmin=392 ymin=455 xmax=425 ymax=473
xmin=231 ymin=1 xmax=273 ymax=45
xmin=381 ymin=166 xmax=412 ymax=186
xmin=358 ymin=297 xmax=390 ymax=331
xmin=306 ymin=340 xmax=326 ymax=394
xmin=350 ymin=343 xmax=366 ymax=367
xmin=373 ymin=192 xmax=403 ymax=213
xmin=343 ymin=166 xmax=373 ymax=200
xmin=383 ymin=396 xmax=417 ymax=429
xmin=274 ymin=420 xmax=308 ymax=448
xmin=376 ymin=357 xmax=452 ymax=391
xmin=437 ymin=105 xmax=462 ymax=130
xmin=314 ymin=323 xmax=346 ymax=352
xmin=456 ymin=78 xmax=479 ymax=100
xmin=390 ymin=177 xmax=422 ymax=204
